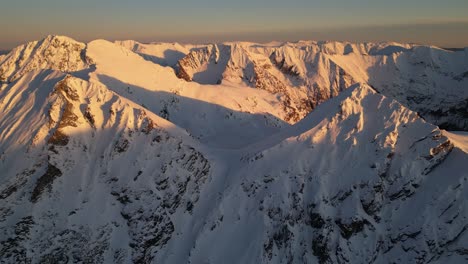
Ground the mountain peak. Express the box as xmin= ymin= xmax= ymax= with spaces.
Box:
xmin=42 ymin=34 xmax=81 ymax=44
xmin=0 ymin=35 xmax=88 ymax=83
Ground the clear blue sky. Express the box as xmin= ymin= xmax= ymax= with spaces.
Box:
xmin=1 ymin=0 xmax=468 ymax=49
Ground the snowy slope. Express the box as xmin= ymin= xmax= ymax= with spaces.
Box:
xmin=87 ymin=39 xmax=287 ymax=148
xmin=0 ymin=70 xmax=211 ymax=263
xmin=153 ymin=84 xmax=466 ymax=264
xmin=327 ymin=44 xmax=468 ymax=130
xmin=0 ymin=36 xmax=467 ymax=264
xmin=445 ymin=131 xmax=468 ymax=153
xmin=170 ymin=41 xmax=468 ymax=130
xmin=114 ymin=40 xmax=190 ymax=68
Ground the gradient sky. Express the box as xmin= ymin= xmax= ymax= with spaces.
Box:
xmin=1 ymin=0 xmax=468 ymax=49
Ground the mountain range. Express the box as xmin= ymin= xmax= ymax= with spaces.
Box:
xmin=0 ymin=35 xmax=467 ymax=263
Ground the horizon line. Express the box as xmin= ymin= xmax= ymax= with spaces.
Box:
xmin=1 ymin=21 xmax=468 ymax=50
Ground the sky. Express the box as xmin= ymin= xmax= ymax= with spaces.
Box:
xmin=1 ymin=0 xmax=468 ymax=49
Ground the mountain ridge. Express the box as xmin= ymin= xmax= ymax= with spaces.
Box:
xmin=1 ymin=35 xmax=467 ymax=131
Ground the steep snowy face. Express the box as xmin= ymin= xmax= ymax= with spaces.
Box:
xmin=86 ymin=39 xmax=287 ymax=149
xmin=174 ymin=41 xmax=468 ymax=130
xmin=230 ymin=85 xmax=457 ymax=263
xmin=328 ymin=45 xmax=468 ymax=131
xmin=115 ymin=40 xmax=189 ymax=68
xmin=176 ymin=44 xmax=230 ymax=84
xmin=0 ymin=35 xmax=88 ymax=83
xmin=0 ymin=70 xmax=211 ymax=263
xmin=163 ymin=85 xmax=466 ymax=264
xmin=174 ymin=42 xmax=360 ymax=123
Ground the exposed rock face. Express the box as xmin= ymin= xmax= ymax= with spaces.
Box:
xmin=176 ymin=44 xmax=229 ymax=84
xmin=175 ymin=43 xmax=362 ymax=124
xmin=30 ymin=163 xmax=62 ymax=203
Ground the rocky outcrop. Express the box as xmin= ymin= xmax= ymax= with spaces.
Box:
xmin=176 ymin=44 xmax=228 ymax=84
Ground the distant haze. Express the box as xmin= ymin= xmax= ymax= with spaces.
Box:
xmin=1 ymin=0 xmax=468 ymax=49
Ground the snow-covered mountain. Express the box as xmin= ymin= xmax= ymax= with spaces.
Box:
xmin=169 ymin=41 xmax=468 ymax=129
xmin=0 ymin=35 xmax=467 ymax=263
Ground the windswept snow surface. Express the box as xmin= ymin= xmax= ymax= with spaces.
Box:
xmin=0 ymin=35 xmax=468 ymax=263
xmin=445 ymin=131 xmax=468 ymax=153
